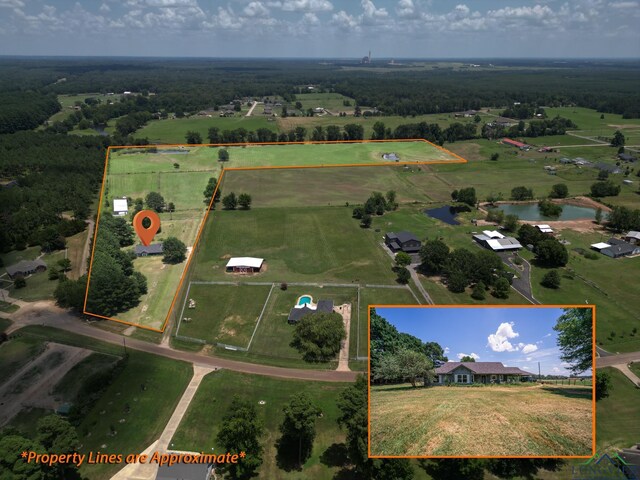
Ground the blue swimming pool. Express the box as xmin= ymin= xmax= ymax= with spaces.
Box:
xmin=298 ymin=295 xmax=312 ymax=306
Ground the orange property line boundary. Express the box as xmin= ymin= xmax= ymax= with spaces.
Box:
xmin=366 ymin=304 xmax=597 ymax=460
xmin=82 ymin=139 xmax=468 ymax=333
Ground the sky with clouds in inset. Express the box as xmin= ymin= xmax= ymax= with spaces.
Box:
xmin=0 ymin=0 xmax=638 ymax=57
xmin=374 ymin=306 xmax=593 ymax=376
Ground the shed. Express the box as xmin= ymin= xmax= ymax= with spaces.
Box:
xmin=535 ymin=224 xmax=554 ymax=234
xmin=225 ymin=257 xmax=264 ymax=273
xmin=624 ymin=231 xmax=640 ymax=244
xmin=618 ymin=153 xmax=637 ymax=162
xmin=6 ymin=259 xmax=47 ymax=279
xmin=113 ymin=197 xmax=128 ymax=216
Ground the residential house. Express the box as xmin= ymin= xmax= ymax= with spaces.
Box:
xmin=473 ymin=230 xmax=522 ymax=252
xmin=595 ymin=163 xmax=621 ymax=174
xmin=618 ymin=153 xmax=638 ymax=162
xmin=385 ymin=232 xmax=422 ymax=253
xmin=288 ymin=299 xmax=334 ymax=324
xmin=435 ymin=362 xmax=531 ymax=384
xmin=591 ymin=238 xmax=640 ymax=258
xmin=6 ymin=259 xmax=47 ymax=279
xmin=134 ymin=243 xmax=163 ymax=257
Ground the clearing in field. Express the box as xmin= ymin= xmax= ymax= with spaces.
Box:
xmin=85 ymin=140 xmax=464 ymax=332
xmin=369 ymin=383 xmax=593 ymax=457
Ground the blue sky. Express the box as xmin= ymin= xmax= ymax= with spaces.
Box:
xmin=0 ymin=1 xmax=638 ymax=57
xmin=375 ymin=306 xmax=592 ymax=376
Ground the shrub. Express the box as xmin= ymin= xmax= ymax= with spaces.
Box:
xmin=541 ymin=270 xmax=561 ymax=289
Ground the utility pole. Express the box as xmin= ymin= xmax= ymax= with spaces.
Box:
xmin=538 ymin=362 xmax=541 ymax=381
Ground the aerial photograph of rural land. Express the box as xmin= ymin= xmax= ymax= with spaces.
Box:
xmin=0 ymin=0 xmax=639 ymax=479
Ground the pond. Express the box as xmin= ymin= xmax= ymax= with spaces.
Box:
xmin=492 ymin=203 xmax=597 ymax=221
xmin=423 ymin=205 xmax=469 ymax=225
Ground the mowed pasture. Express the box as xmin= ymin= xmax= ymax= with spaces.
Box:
xmin=190 ymin=206 xmax=397 ymax=285
xmin=176 ymin=284 xmax=272 ymax=347
xmin=370 ymin=384 xmax=593 ymax=457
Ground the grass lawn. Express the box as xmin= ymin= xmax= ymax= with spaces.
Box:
xmin=0 ymin=301 xmax=19 ymax=314
xmin=630 ymin=363 xmax=640 ymax=378
xmin=370 ymin=383 xmax=593 ymax=456
xmin=420 ymin=276 xmax=531 ymax=305
xmin=52 ymin=352 xmax=119 ymax=403
xmin=176 ymin=283 xmax=272 ymax=347
xmin=135 ymin=116 xmax=277 ymax=144
xmin=249 ymin=285 xmax=357 ymax=366
xmin=74 ymin=351 xmax=191 ymax=480
xmin=5 ymin=407 xmax=51 ymax=438
xmin=292 ymin=92 xmax=356 ymax=112
xmin=4 ymin=250 xmax=67 ymax=302
xmin=191 ymin=206 xmax=397 ymax=285
xmin=170 ymin=369 xmax=348 ymax=480
xmin=0 ymin=335 xmax=46 ymax=385
xmin=108 ymin=147 xmax=220 ymax=175
xmin=596 ymin=367 xmax=640 ymax=451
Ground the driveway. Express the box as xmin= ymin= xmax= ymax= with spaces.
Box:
xmin=498 ymin=252 xmax=538 ymax=304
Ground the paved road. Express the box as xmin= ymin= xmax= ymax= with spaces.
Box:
xmin=597 ymin=351 xmax=640 ymax=368
xmin=612 ymin=363 xmax=640 ymax=386
xmin=5 ymin=300 xmax=358 ymax=383
xmin=498 ymin=252 xmax=538 ymax=304
xmin=409 ymin=266 xmax=433 ymax=304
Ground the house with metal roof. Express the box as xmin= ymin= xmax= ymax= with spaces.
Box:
xmin=618 ymin=153 xmax=638 ymax=162
xmin=384 ymin=232 xmax=421 ymax=253
xmin=434 ymin=362 xmax=531 ymax=384
xmin=288 ymin=299 xmax=334 ymax=324
xmin=473 ymin=230 xmax=522 ymax=251
xmin=6 ymin=259 xmax=47 ymax=279
xmin=225 ymin=257 xmax=264 ymax=273
xmin=624 ymin=231 xmax=640 ymax=245
xmin=535 ymin=224 xmax=554 ymax=234
xmin=113 ymin=197 xmax=128 ymax=216
xmin=591 ymin=238 xmax=640 ymax=258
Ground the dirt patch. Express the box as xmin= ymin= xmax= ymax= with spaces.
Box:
xmin=608 ymin=124 xmax=640 ymax=130
xmin=220 ymin=254 xmax=232 ymax=259
xmin=446 ymin=142 xmax=482 ymax=161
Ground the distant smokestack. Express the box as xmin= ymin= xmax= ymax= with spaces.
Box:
xmin=369 ymin=50 xmax=371 ymax=62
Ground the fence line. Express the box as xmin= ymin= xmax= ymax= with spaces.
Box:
xmin=246 ymin=283 xmax=276 ymax=351
xmin=174 ymin=281 xmax=192 ymax=337
xmin=174 ymin=334 xmax=206 ymax=345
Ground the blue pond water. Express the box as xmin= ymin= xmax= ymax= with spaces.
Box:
xmin=492 ymin=203 xmax=596 ymax=221
xmin=424 ymin=205 xmax=466 ymax=225
xmin=298 ymin=295 xmax=312 ymax=306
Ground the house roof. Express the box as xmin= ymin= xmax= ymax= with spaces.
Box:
xmin=604 ymin=238 xmax=638 ymax=255
xmin=435 ymin=362 xmax=530 ymax=375
xmin=135 ymin=243 xmax=163 ymax=255
xmin=156 ymin=462 xmax=212 ymax=480
xmin=535 ymin=224 xmax=554 ymax=233
xmin=113 ymin=198 xmax=128 ymax=212
xmin=287 ymin=299 xmax=334 ymax=322
xmin=595 ymin=163 xmax=621 ymax=173
xmin=502 ymin=138 xmax=527 ymax=148
xmin=387 ymin=231 xmax=419 ymax=244
xmin=619 ymin=153 xmax=637 ymax=162
xmin=473 ymin=234 xmax=522 ymax=251
xmin=6 ymin=259 xmax=47 ymax=277
xmin=482 ymin=230 xmax=504 ymax=239
xmin=591 ymin=242 xmax=611 ymax=250
xmin=225 ymin=257 xmax=264 ymax=269
xmin=625 ymin=231 xmax=640 ymax=240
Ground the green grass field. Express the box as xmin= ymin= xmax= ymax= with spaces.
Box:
xmin=292 ymin=92 xmax=356 ymax=112
xmin=177 ymin=284 xmax=272 ymax=347
xmin=170 ymin=369 xmax=348 ymax=480
xmin=596 ymin=367 xmax=640 ymax=450
xmin=370 ymin=383 xmax=593 ymax=456
xmin=0 ymin=335 xmax=46 ymax=385
xmin=52 ymin=352 xmax=119 ymax=403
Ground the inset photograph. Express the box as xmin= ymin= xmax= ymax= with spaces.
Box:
xmin=368 ymin=306 xmax=594 ymax=458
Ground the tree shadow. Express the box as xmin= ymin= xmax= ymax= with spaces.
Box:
xmin=371 ymin=384 xmax=422 ymax=392
xmin=275 ymin=435 xmax=300 ymax=472
xmin=540 ymin=386 xmax=592 ymax=399
xmin=332 ymin=467 xmax=359 ymax=480
xmin=320 ymin=443 xmax=349 ymax=468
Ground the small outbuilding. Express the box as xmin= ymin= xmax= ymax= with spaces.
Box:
xmin=385 ymin=232 xmax=421 ymax=253
xmin=535 ymin=224 xmax=554 ymax=234
xmin=113 ymin=197 xmax=128 ymax=216
xmin=6 ymin=259 xmax=47 ymax=279
xmin=225 ymin=257 xmax=264 ymax=273
xmin=624 ymin=231 xmax=640 ymax=244
xmin=473 ymin=230 xmax=522 ymax=252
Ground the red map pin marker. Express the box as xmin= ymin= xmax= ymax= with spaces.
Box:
xmin=133 ymin=210 xmax=161 ymax=246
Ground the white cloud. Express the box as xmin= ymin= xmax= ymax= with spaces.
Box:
xmin=444 ymin=346 xmax=450 ymax=354
xmin=0 ymin=0 xmax=25 ymax=8
xmin=280 ymin=0 xmax=333 ymax=12
xmin=523 ymin=366 xmax=530 ymax=370
xmin=526 ymin=357 xmax=532 ymax=361
xmin=522 ymin=344 xmax=538 ymax=354
xmin=331 ymin=10 xmax=358 ymax=30
xmin=457 ymin=352 xmax=480 ymax=360
xmin=244 ymin=1 xmax=269 ymax=17
xmin=553 ymin=367 xmax=560 ymax=373
xmin=396 ymin=0 xmax=414 ymax=17
xmin=610 ymin=1 xmax=639 ymax=8
xmin=99 ymin=3 xmax=110 ymax=13
xmin=145 ymin=0 xmax=198 ymax=7
xmin=301 ymin=12 xmax=319 ymax=24
xmin=487 ymin=322 xmax=520 ymax=352
xmin=361 ymin=0 xmax=388 ymax=24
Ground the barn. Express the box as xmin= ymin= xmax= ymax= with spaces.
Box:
xmin=225 ymin=257 xmax=264 ymax=273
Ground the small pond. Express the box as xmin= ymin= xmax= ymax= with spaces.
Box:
xmin=492 ymin=203 xmax=597 ymax=221
xmin=424 ymin=205 xmax=470 ymax=225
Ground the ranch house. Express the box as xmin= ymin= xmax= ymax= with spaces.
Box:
xmin=385 ymin=232 xmax=421 ymax=253
xmin=135 ymin=243 xmax=164 ymax=257
xmin=5 ymin=259 xmax=47 ymax=279
xmin=225 ymin=257 xmax=264 ymax=273
xmin=435 ymin=362 xmax=531 ymax=384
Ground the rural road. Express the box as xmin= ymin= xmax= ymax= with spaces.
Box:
xmin=4 ymin=300 xmax=358 ymax=383
xmin=78 ymin=219 xmax=95 ymax=279
xmin=597 ymin=351 xmax=640 ymax=368
xmin=245 ymin=101 xmax=258 ymax=117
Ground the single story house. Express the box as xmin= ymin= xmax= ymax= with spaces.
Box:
xmin=535 ymin=224 xmax=554 ymax=234
xmin=618 ymin=153 xmax=638 ymax=162
xmin=134 ymin=243 xmax=163 ymax=257
xmin=435 ymin=362 xmax=531 ymax=384
xmin=288 ymin=299 xmax=334 ymax=324
xmin=225 ymin=257 xmax=264 ymax=273
xmin=595 ymin=163 xmax=621 ymax=174
xmin=113 ymin=197 xmax=128 ymax=216
xmin=473 ymin=230 xmax=522 ymax=252
xmin=385 ymin=232 xmax=421 ymax=253
xmin=624 ymin=231 xmax=640 ymax=244
xmin=6 ymin=259 xmax=47 ymax=279
xmin=156 ymin=462 xmax=213 ymax=480
xmin=591 ymin=238 xmax=640 ymax=258
xmin=559 ymin=157 xmax=573 ymax=164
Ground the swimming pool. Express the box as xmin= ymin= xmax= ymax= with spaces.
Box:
xmin=298 ymin=295 xmax=313 ymax=306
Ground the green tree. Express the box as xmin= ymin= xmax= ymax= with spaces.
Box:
xmin=541 ymin=270 xmax=561 ymax=289
xmin=185 ymin=130 xmax=202 ymax=144
xmin=419 ymin=239 xmax=450 ymax=274
xmin=459 ymin=355 xmax=476 ymax=362
xmin=385 ymin=190 xmax=397 ymax=210
xmin=377 ymin=349 xmax=433 ymax=387
xmin=216 ymin=396 xmax=264 ymax=478
xmin=595 ymin=370 xmax=612 ymax=401
xmin=14 ymin=276 xmax=26 ymax=288
xmin=511 ymin=186 xmax=534 ymax=200
xmin=395 ymin=252 xmax=412 ymax=268
xmin=360 ymin=214 xmax=372 ymax=228
xmin=0 ymin=434 xmax=46 ymax=479
xmin=57 ymin=258 xmax=72 ymax=272
xmin=291 ymin=312 xmax=345 ymax=362
xmin=222 ymin=192 xmax=237 ymax=210
xmin=238 ymin=193 xmax=252 ymax=209
xmin=145 ymin=191 xmax=165 ymax=212
xmin=611 ymin=130 xmax=625 ymax=147
xmin=474 ymin=114 xmax=482 ymax=123
xmin=538 ymin=199 xmax=563 ymax=217
xmin=453 ymin=187 xmax=477 ymax=207
xmin=549 ymin=183 xmax=569 ymax=199
xmin=492 ymin=277 xmax=510 ymax=299
xmin=396 ymin=266 xmax=411 ymax=284
xmin=471 ymin=281 xmax=486 ymax=300
xmin=277 ymin=393 xmax=321 ymax=468
xmin=218 ymin=148 xmax=229 ymax=161
xmin=490 ymin=153 xmax=500 ymax=161
xmin=37 ymin=414 xmax=80 ymax=453
xmin=207 ymin=126 xmax=220 ymax=143
xmin=423 ymin=459 xmax=485 ymax=480
xmin=54 ymin=276 xmax=87 ymax=312
xmin=590 ymin=180 xmax=620 ymax=197
xmin=203 ymin=177 xmax=220 ymax=207
xmin=595 ymin=207 xmax=603 ymax=224
xmin=162 ymin=237 xmax=186 ymax=264
xmin=372 ymin=121 xmax=386 ymax=140
xmin=535 ymin=239 xmax=568 ymax=267
xmin=553 ymin=308 xmax=593 ymax=374
xmin=503 ymin=214 xmax=519 ymax=232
